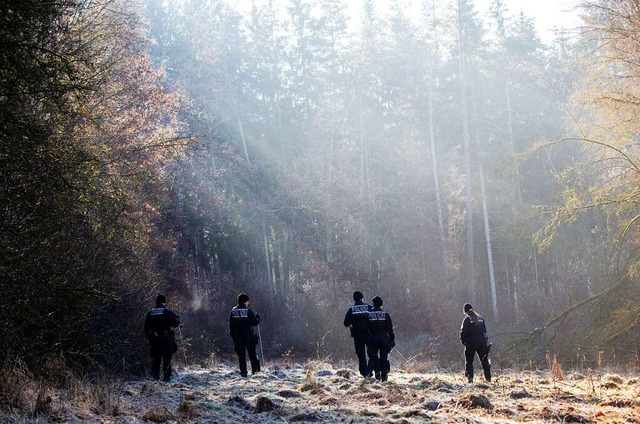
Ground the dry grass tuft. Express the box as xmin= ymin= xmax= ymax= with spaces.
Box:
xmin=41 ymin=356 xmax=74 ymax=386
xmin=535 ymin=404 xmax=592 ymax=423
xmin=33 ymin=389 xmax=52 ymax=415
xmin=226 ymin=394 xmax=252 ymax=410
xmin=289 ymin=411 xmax=320 ymax=421
xmin=360 ymin=390 xmax=383 ymax=400
xmin=604 ymin=374 xmax=624 ymax=384
xmin=399 ymin=357 xmax=433 ymax=374
xmin=297 ymin=379 xmax=324 ymax=395
xmin=0 ymin=359 xmax=34 ymax=411
xmin=86 ymin=379 xmax=125 ymax=415
xmin=384 ymin=384 xmax=414 ymax=405
xmin=567 ymin=372 xmax=585 ymax=381
xmin=304 ymin=359 xmax=331 ymax=372
xmin=425 ymin=375 xmax=457 ymax=392
xmin=335 ymin=369 xmax=352 ymax=379
xmin=143 ymin=405 xmax=175 ymax=422
xmin=178 ymin=397 xmax=199 ymax=418
xmin=318 ymin=396 xmax=338 ymax=405
xmin=254 ymin=396 xmax=278 ymax=413
xmin=457 ymin=394 xmax=493 ymax=410
xmin=276 ymin=389 xmax=302 ymax=398
xmin=598 ymin=397 xmax=637 ymax=408
xmin=205 ymin=351 xmax=220 ymax=369
xmin=280 ymin=348 xmax=296 ymax=368
xmin=0 ymin=360 xmax=126 ymax=421
xmin=551 ymin=357 xmax=565 ymax=381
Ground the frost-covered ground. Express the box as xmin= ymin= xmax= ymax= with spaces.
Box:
xmin=6 ymin=360 xmax=640 ymax=423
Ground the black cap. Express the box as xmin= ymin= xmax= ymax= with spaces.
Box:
xmin=237 ymin=293 xmax=250 ymax=305
xmin=353 ymin=291 xmax=364 ymax=301
xmin=156 ymin=294 xmax=166 ymax=305
xmin=372 ymin=296 xmax=383 ymax=308
xmin=463 ymin=303 xmax=473 ymax=313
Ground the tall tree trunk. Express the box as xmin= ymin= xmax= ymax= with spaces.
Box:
xmin=276 ymin=228 xmax=285 ymax=295
xmin=284 ymin=226 xmax=293 ymax=300
xmin=470 ymin=81 xmax=498 ymax=321
xmin=231 ymin=100 xmax=251 ymax=165
xmin=274 ymin=84 xmax=286 ymax=174
xmin=325 ymin=216 xmax=336 ymax=304
xmin=533 ymin=245 xmax=540 ymax=300
xmin=225 ymin=68 xmax=251 ymax=165
xmin=421 ymin=0 xmax=448 ymax=288
xmin=358 ymin=92 xmax=370 ymax=271
xmin=504 ymin=76 xmax=522 ymax=204
xmin=504 ymin=250 xmax=511 ymax=309
xmin=427 ymin=83 xmax=450 ymax=287
xmin=513 ymin=261 xmax=521 ymax=321
xmin=325 ymin=111 xmax=336 ymax=306
xmin=457 ymin=0 xmax=475 ymax=301
xmin=233 ymin=105 xmax=250 ymax=165
xmin=262 ymin=221 xmax=274 ymax=294
xmin=479 ymin=161 xmax=499 ymax=321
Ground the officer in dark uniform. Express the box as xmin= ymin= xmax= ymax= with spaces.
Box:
xmin=459 ymin=303 xmax=491 ymax=383
xmin=367 ymin=296 xmax=394 ymax=382
xmin=144 ymin=294 xmax=180 ymax=382
xmin=343 ymin=291 xmax=372 ymax=378
xmin=229 ymin=293 xmax=261 ymax=377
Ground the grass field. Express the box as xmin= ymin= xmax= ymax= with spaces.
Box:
xmin=2 ymin=359 xmax=639 ymax=422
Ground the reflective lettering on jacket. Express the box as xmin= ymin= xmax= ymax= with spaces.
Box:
xmin=351 ymin=305 xmax=370 ymax=315
xmin=344 ymin=301 xmax=372 ymax=339
xmin=229 ymin=306 xmax=259 ymax=342
xmin=144 ymin=306 xmax=180 ymax=340
xmin=367 ymin=309 xmax=394 ymax=342
xmin=231 ymin=308 xmax=249 ymax=319
xmin=149 ymin=307 xmax=165 ymax=316
xmin=369 ymin=311 xmax=387 ymax=321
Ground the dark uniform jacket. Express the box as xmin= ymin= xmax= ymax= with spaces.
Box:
xmin=459 ymin=315 xmax=488 ymax=348
xmin=368 ymin=307 xmax=395 ymax=344
xmin=343 ymin=300 xmax=372 ymax=340
xmin=229 ymin=304 xmax=260 ymax=344
xmin=144 ymin=305 xmax=180 ymax=350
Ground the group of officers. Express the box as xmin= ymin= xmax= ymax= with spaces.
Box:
xmin=343 ymin=291 xmax=395 ymax=382
xmin=143 ymin=292 xmax=261 ymax=381
xmin=143 ymin=291 xmax=491 ymax=384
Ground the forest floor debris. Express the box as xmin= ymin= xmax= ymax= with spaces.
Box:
xmin=2 ymin=361 xmax=640 ymax=423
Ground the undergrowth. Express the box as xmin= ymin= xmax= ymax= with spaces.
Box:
xmin=0 ymin=357 xmax=125 ymax=422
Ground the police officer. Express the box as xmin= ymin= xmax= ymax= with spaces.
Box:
xmin=343 ymin=291 xmax=372 ymax=378
xmin=367 ymin=296 xmax=394 ymax=382
xmin=229 ymin=293 xmax=261 ymax=377
xmin=144 ymin=294 xmax=180 ymax=382
xmin=459 ymin=303 xmax=491 ymax=383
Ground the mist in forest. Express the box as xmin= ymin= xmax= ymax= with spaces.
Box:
xmin=143 ymin=0 xmax=582 ymax=364
xmin=3 ymin=0 xmax=640 ymax=377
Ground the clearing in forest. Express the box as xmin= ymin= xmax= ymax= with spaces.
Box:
xmin=3 ymin=361 xmax=640 ymax=423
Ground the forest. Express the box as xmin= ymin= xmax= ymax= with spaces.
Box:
xmin=2 ymin=0 xmax=640 ymax=409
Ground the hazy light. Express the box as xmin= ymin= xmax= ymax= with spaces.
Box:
xmin=477 ymin=0 xmax=580 ymax=40
xmin=344 ymin=0 xmax=581 ymax=42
